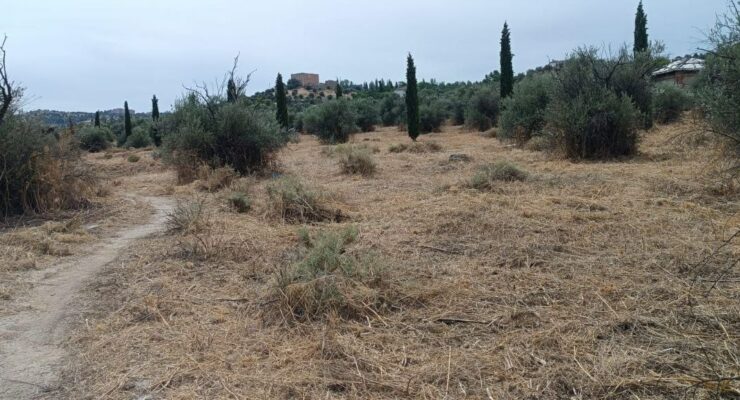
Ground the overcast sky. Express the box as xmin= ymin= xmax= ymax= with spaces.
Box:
xmin=4 ymin=0 xmax=728 ymax=112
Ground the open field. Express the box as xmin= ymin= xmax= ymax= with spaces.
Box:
xmin=6 ymin=119 xmax=729 ymax=399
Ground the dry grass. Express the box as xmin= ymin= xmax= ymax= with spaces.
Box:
xmin=39 ymin=121 xmax=740 ymax=399
xmin=266 ymin=176 xmax=345 ymax=223
xmin=388 ymin=141 xmax=442 ymax=153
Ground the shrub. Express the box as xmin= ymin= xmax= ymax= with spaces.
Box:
xmin=197 ymin=165 xmax=237 ymax=192
xmin=379 ymin=94 xmax=406 ymax=126
xmin=419 ymin=100 xmax=447 ymax=133
xmin=465 ymin=88 xmax=500 ymax=131
xmin=469 ymin=161 xmax=528 ymax=190
xmin=524 ymin=134 xmax=555 ymax=152
xmin=350 ymin=98 xmax=380 ymax=132
xmin=166 ymin=198 xmax=209 ymax=234
xmin=266 ymin=176 xmax=342 ymax=223
xmin=547 ymin=48 xmax=639 ymax=159
xmin=499 ymin=73 xmax=555 ymax=141
xmin=125 ymin=126 xmax=152 ymax=148
xmin=388 ymin=141 xmax=441 ymax=153
xmin=270 ymin=226 xmax=391 ymax=322
xmin=653 ymin=85 xmax=693 ymax=124
xmin=77 ymin=126 xmax=114 ymax=152
xmin=127 ymin=154 xmax=140 ymax=163
xmin=0 ymin=117 xmax=95 ymax=216
xmin=302 ymin=99 xmax=358 ymax=143
xmin=695 ymin=3 xmax=740 ymax=150
xmin=338 ymin=147 xmax=376 ymax=176
xmin=162 ymin=85 xmax=289 ymax=179
xmin=227 ymin=192 xmax=251 ymax=213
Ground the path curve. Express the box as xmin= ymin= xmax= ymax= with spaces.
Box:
xmin=0 ymin=196 xmax=173 ymax=399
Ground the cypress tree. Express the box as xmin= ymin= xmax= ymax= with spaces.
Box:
xmin=275 ymin=73 xmax=289 ymax=128
xmin=634 ymin=1 xmax=649 ymax=54
xmin=405 ymin=53 xmax=420 ymax=141
xmin=124 ymin=101 xmax=132 ymax=140
xmin=500 ymin=22 xmax=514 ymax=98
xmin=335 ymin=79 xmax=343 ymax=98
xmin=227 ymin=78 xmax=237 ymax=103
xmin=94 ymin=111 xmax=100 ymax=127
xmin=151 ymin=95 xmax=159 ymax=121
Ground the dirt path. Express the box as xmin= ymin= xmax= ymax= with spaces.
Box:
xmin=0 ymin=196 xmax=173 ymax=399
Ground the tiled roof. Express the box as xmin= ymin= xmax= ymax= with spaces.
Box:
xmin=653 ymin=58 xmax=705 ymax=76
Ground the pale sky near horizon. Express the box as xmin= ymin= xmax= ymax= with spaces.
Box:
xmin=4 ymin=0 xmax=729 ymax=112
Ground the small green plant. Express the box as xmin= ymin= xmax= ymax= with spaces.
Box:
xmin=469 ymin=161 xmax=528 ymax=190
xmin=127 ymin=154 xmax=140 ymax=163
xmin=270 ymin=226 xmax=392 ymax=322
xmin=227 ymin=192 xmax=251 ymax=213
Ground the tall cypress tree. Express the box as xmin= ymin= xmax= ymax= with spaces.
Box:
xmin=151 ymin=95 xmax=159 ymax=121
xmin=94 ymin=111 xmax=100 ymax=127
xmin=634 ymin=1 xmax=649 ymax=54
xmin=275 ymin=73 xmax=289 ymax=128
xmin=335 ymin=79 xmax=343 ymax=98
xmin=500 ymin=22 xmax=514 ymax=99
xmin=123 ymin=101 xmax=132 ymax=140
xmin=405 ymin=53 xmax=420 ymax=141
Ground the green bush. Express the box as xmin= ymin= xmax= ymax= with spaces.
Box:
xmin=350 ymin=98 xmax=380 ymax=132
xmin=127 ymin=154 xmax=140 ymax=163
xmin=163 ymin=95 xmax=289 ymax=178
xmin=547 ymin=49 xmax=639 ymax=159
xmin=125 ymin=126 xmax=152 ymax=148
xmin=271 ymin=226 xmax=391 ymax=322
xmin=469 ymin=161 xmax=528 ymax=190
xmin=696 ymin=3 xmax=740 ymax=149
xmin=77 ymin=126 xmax=114 ymax=152
xmin=379 ymin=94 xmax=405 ymax=126
xmin=465 ymin=88 xmax=500 ymax=131
xmin=419 ymin=101 xmax=447 ymax=133
xmin=653 ymin=85 xmax=693 ymax=124
xmin=302 ymin=99 xmax=357 ymax=144
xmin=499 ymin=73 xmax=555 ymax=141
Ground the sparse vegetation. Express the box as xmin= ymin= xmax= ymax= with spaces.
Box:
xmin=266 ymin=176 xmax=342 ymax=223
xmin=227 ymin=192 xmax=251 ymax=213
xmin=269 ymin=226 xmax=392 ymax=322
xmin=126 ymin=154 xmax=140 ymax=163
xmin=388 ymin=141 xmax=442 ymax=153
xmin=469 ymin=161 xmax=528 ymax=189
xmin=338 ymin=146 xmax=376 ymax=176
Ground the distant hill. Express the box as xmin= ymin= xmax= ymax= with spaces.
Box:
xmin=23 ymin=109 xmax=155 ymax=127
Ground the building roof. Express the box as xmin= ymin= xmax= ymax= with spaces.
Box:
xmin=653 ymin=58 xmax=705 ymax=77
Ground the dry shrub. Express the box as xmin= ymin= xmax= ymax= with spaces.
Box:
xmin=267 ymin=226 xmax=393 ymax=322
xmin=169 ymin=151 xmax=200 ymax=185
xmin=196 ymin=165 xmax=237 ymax=192
xmin=322 ymin=143 xmax=380 ymax=158
xmin=469 ymin=161 xmax=528 ymax=190
xmin=166 ymin=198 xmax=209 ymax=234
xmin=227 ymin=192 xmax=251 ymax=213
xmin=266 ymin=176 xmax=343 ymax=223
xmin=127 ymin=154 xmax=140 ymax=163
xmin=388 ymin=141 xmax=441 ymax=153
xmin=524 ymin=135 xmax=555 ymax=152
xmin=338 ymin=147 xmax=376 ymax=176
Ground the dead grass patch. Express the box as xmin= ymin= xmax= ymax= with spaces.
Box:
xmin=266 ymin=176 xmax=344 ymax=223
xmin=468 ymin=161 xmax=528 ymax=190
xmin=388 ymin=141 xmax=441 ymax=153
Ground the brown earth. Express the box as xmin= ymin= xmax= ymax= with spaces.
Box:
xmin=1 ymin=120 xmax=738 ymax=399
